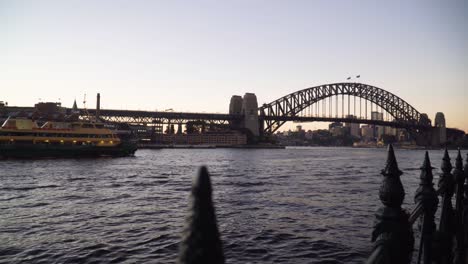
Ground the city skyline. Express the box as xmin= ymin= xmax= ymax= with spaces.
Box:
xmin=1 ymin=0 xmax=467 ymax=132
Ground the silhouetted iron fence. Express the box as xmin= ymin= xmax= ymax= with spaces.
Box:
xmin=366 ymin=147 xmax=467 ymax=264
xmin=176 ymin=147 xmax=467 ymax=264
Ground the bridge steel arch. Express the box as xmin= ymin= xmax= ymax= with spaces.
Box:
xmin=258 ymin=82 xmax=431 ymax=134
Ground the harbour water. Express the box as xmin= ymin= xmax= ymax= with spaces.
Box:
xmin=0 ymin=147 xmax=457 ymax=263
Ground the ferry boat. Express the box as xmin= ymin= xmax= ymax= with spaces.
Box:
xmin=0 ymin=117 xmax=137 ymax=159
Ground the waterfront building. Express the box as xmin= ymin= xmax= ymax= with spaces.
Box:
xmin=371 ymin=111 xmax=383 ymax=121
xmin=330 ymin=127 xmax=349 ymax=137
xmin=328 ymin=122 xmax=343 ymax=130
xmin=384 ymin=125 xmax=397 ymax=137
xmin=361 ymin=125 xmax=374 ymax=141
xmin=147 ymin=132 xmax=247 ymax=146
xmin=344 ymin=115 xmax=360 ymax=138
xmin=371 ymin=111 xmax=384 ymax=139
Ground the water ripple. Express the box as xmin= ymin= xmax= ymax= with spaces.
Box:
xmin=0 ymin=148 xmax=456 ymax=263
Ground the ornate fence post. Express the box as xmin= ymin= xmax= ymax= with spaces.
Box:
xmin=414 ymin=152 xmax=439 ymax=264
xmin=366 ymin=145 xmax=414 ymax=264
xmin=453 ymin=150 xmax=466 ymax=264
xmin=437 ymin=149 xmax=456 ymax=264
xmin=178 ymin=166 xmax=225 ymax=264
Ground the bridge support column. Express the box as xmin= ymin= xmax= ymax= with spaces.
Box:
xmin=258 ymin=118 xmax=265 ymax=138
xmin=228 ymin=95 xmax=243 ymax=130
xmin=242 ymin=93 xmax=260 ymax=138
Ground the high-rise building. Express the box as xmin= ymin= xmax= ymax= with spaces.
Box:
xmin=384 ymin=126 xmax=397 ymax=137
xmin=371 ymin=111 xmax=384 ymax=121
xmin=345 ymin=115 xmax=360 ymax=138
xmin=371 ymin=111 xmax=384 ymax=139
xmin=329 ymin=122 xmax=343 ymax=130
xmin=328 ymin=122 xmax=349 ymax=137
xmin=361 ymin=125 xmax=374 ymax=140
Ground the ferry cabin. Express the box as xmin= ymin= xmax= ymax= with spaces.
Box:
xmin=0 ymin=118 xmax=120 ymax=147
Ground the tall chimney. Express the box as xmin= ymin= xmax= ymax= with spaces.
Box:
xmin=96 ymin=93 xmax=101 ymax=119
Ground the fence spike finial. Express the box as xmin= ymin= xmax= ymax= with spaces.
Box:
xmin=178 ymin=166 xmax=225 ymax=264
xmin=441 ymin=148 xmax=453 ymax=174
xmin=382 ymin=144 xmax=403 ymax=178
xmin=414 ymin=151 xmax=438 ymax=264
xmin=368 ymin=144 xmax=414 ymax=264
xmin=464 ymin=152 xmax=468 ymax=189
xmin=437 ymin=148 xmax=456 ymax=263
xmin=421 ymin=151 xmax=434 ymax=174
xmin=379 ymin=144 xmax=404 ymax=208
xmin=417 ymin=151 xmax=436 ymax=188
xmin=453 ymin=149 xmax=466 ymax=264
xmin=464 ymin=152 xmax=468 ymax=188
xmin=465 ymin=152 xmax=468 ymax=176
xmin=455 ymin=149 xmax=463 ymax=171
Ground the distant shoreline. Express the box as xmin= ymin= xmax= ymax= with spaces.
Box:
xmin=138 ymin=144 xmax=466 ymax=150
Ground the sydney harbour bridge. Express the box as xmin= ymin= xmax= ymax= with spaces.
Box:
xmin=73 ymin=82 xmax=445 ymax=146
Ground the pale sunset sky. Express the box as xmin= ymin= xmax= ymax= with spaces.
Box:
xmin=1 ymin=0 xmax=467 ymax=131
